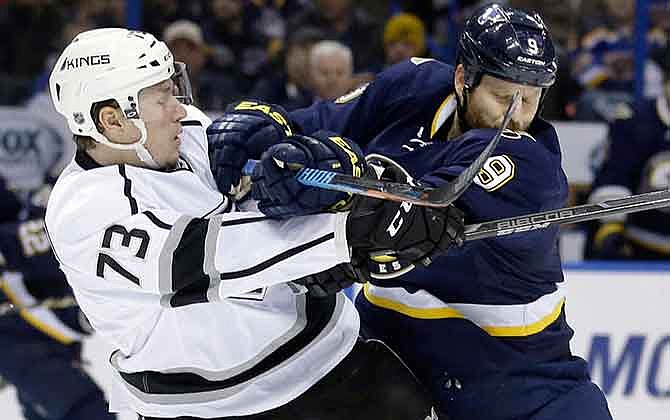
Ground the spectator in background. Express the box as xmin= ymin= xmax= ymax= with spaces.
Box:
xmin=143 ymin=0 xmax=207 ymax=37
xmin=0 ymin=0 xmax=66 ymax=105
xmin=584 ymin=54 xmax=670 ymax=261
xmin=308 ymin=40 xmax=355 ymax=100
xmin=289 ymin=0 xmax=384 ymax=72
xmin=76 ymin=0 xmax=126 ymax=27
xmin=249 ymin=28 xmax=323 ymax=110
xmin=509 ymin=0 xmax=578 ymax=51
xmin=383 ymin=13 xmax=427 ymax=66
xmin=202 ymin=0 xmax=274 ymax=94
xmin=163 ymin=20 xmax=239 ymax=110
xmin=568 ymin=0 xmax=667 ymax=121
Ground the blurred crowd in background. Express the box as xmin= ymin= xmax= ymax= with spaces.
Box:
xmin=3 ymin=0 xmax=670 ymax=122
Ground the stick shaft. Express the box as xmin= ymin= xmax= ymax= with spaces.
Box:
xmin=464 ymin=189 xmax=670 ymax=241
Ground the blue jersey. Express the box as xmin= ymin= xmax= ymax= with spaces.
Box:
xmin=0 ymin=179 xmax=82 ymax=344
xmin=291 ymin=59 xmax=582 ymax=418
xmin=590 ymin=97 xmax=670 ymax=253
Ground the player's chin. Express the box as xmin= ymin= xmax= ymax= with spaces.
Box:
xmin=159 ymin=151 xmax=180 ymax=169
xmin=167 ymin=153 xmax=180 ymax=168
xmin=508 ymin=120 xmax=532 ymax=132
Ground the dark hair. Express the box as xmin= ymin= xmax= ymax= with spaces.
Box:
xmin=286 ymin=27 xmax=327 ymax=49
xmin=73 ymin=99 xmax=119 ymax=151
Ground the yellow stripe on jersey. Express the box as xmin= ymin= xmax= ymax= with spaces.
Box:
xmin=430 ymin=94 xmax=456 ymax=139
xmin=482 ymin=298 xmax=565 ymax=337
xmin=363 ymin=283 xmax=565 ymax=337
xmin=363 ymin=283 xmax=467 ymax=320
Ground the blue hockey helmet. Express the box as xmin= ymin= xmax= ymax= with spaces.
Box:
xmin=457 ymin=3 xmax=557 ymax=89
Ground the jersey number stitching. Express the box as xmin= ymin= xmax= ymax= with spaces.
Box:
xmin=474 ymin=155 xmax=516 ymax=192
xmin=96 ymin=225 xmax=150 ymax=285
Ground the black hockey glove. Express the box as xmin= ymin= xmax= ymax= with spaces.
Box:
xmin=207 ymin=100 xmax=293 ymax=196
xmin=250 ymin=131 xmax=366 ymax=217
xmin=292 ymin=259 xmax=368 ymax=298
xmin=346 ymin=196 xmax=465 ymax=278
xmin=342 ymin=155 xmax=465 ymax=278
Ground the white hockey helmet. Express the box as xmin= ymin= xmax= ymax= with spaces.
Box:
xmin=49 ymin=28 xmax=193 ymax=167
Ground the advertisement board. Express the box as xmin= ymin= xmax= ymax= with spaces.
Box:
xmin=565 ymin=264 xmax=670 ymax=420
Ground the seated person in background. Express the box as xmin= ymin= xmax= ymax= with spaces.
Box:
xmin=164 ymin=19 xmax=240 ymax=110
xmin=383 ymin=13 xmax=428 ymax=67
xmin=288 ymin=0 xmax=384 ymax=73
xmin=249 ymin=27 xmax=323 ymax=111
xmin=584 ymin=56 xmax=670 ymax=260
xmin=308 ymin=40 xmax=359 ymax=101
xmin=568 ymin=0 xmax=667 ymax=121
xmin=309 ymin=41 xmax=374 ymax=100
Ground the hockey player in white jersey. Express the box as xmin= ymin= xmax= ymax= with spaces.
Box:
xmin=45 ymin=28 xmax=464 ymax=419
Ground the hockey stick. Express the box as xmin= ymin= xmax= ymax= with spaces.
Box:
xmin=1 ymin=193 xmax=665 ymax=306
xmin=242 ymin=91 xmax=522 ymax=207
xmin=464 ymin=188 xmax=670 ymax=241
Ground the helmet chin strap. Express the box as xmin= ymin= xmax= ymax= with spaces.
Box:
xmin=130 ymin=119 xmax=160 ymax=169
xmin=455 ymin=87 xmax=473 ymax=135
xmin=89 ymin=119 xmax=160 ymax=169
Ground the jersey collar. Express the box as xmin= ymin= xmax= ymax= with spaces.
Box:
xmin=430 ymin=94 xmax=457 ymax=139
xmin=75 ymin=150 xmax=103 ymax=170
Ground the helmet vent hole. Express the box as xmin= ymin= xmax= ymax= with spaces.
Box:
xmin=150 ymin=40 xmax=156 ymax=48
xmin=55 ymin=83 xmax=61 ymax=101
xmin=149 ymin=60 xmax=160 ymax=67
xmin=138 ymin=53 xmax=146 ymax=59
xmin=137 ymin=65 xmax=147 ymax=69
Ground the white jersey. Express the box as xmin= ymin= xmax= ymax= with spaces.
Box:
xmin=45 ymin=105 xmax=359 ymax=418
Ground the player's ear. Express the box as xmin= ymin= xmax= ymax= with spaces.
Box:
xmin=454 ymin=64 xmax=465 ymax=97
xmin=98 ymin=106 xmax=124 ymax=132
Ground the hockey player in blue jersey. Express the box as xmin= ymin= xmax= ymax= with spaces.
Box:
xmin=585 ymin=68 xmax=670 ymax=259
xmin=0 ymin=177 xmax=116 ymax=420
xmin=207 ymin=3 xmax=613 ymax=420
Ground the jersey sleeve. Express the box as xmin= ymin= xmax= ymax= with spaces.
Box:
xmin=47 ymin=205 xmax=350 ymax=308
xmin=290 ymin=59 xmax=453 ymax=149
